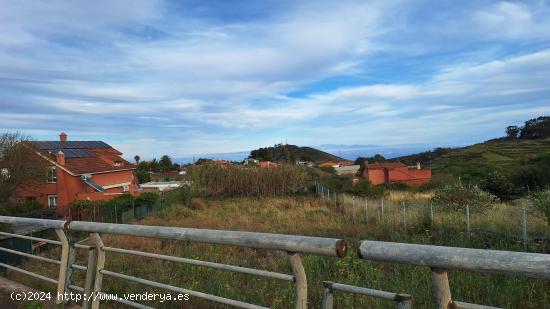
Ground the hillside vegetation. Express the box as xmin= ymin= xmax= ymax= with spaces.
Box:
xmin=249 ymin=144 xmax=345 ymax=163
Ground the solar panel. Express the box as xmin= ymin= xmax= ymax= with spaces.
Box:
xmin=36 ymin=141 xmax=111 ymax=150
xmin=53 ymin=148 xmax=92 ymax=158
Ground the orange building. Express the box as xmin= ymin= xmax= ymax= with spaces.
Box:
xmin=259 ymin=161 xmax=278 ymax=168
xmin=14 ymin=132 xmax=138 ymax=215
xmin=363 ymin=162 xmax=431 ymax=186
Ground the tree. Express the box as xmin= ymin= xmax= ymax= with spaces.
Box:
xmin=134 ymin=155 xmax=140 ymax=164
xmin=134 ymin=170 xmax=151 ymax=184
xmin=505 ymin=126 xmax=520 ymax=139
xmin=0 ymin=133 xmax=48 ymax=204
xmin=519 ymin=116 xmax=550 ymax=139
xmin=479 ymin=170 xmax=514 ymax=200
xmin=159 ymin=155 xmax=173 ymax=171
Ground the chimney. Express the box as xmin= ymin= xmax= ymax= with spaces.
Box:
xmin=416 ymin=162 xmax=421 ymax=170
xmin=59 ymin=132 xmax=67 ymax=142
xmin=57 ymin=151 xmax=65 ymax=166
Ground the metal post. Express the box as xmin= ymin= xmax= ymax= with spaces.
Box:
xmin=402 ymin=202 xmax=406 ymax=230
xmin=55 ymin=229 xmax=76 ymax=304
xmin=430 ymin=202 xmax=434 ymax=225
xmin=327 ymin=188 xmax=330 ymax=200
xmin=90 ymin=233 xmax=105 ymax=309
xmin=352 ymin=196 xmax=356 ymax=219
xmin=321 ymin=282 xmax=334 ymax=309
xmin=522 ymin=207 xmax=527 ymax=251
xmin=397 ymin=298 xmax=412 ymax=309
xmin=82 ymin=247 xmax=97 ymax=309
xmin=365 ymin=197 xmax=368 ymax=221
xmin=431 ymin=268 xmax=451 ymax=309
xmin=288 ymin=252 xmax=307 ymax=309
xmin=466 ymin=205 xmax=470 ymax=240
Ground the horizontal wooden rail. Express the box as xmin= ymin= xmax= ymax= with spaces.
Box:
xmin=68 ymin=221 xmax=347 ymax=257
xmin=358 ymin=241 xmax=550 ymax=279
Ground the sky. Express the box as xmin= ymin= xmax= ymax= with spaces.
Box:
xmin=1 ymin=0 xmax=550 ymax=160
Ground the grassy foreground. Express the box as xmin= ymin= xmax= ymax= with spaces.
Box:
xmin=12 ymin=195 xmax=550 ymax=308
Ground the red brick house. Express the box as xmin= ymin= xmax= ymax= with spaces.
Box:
xmin=363 ymin=162 xmax=431 ymax=186
xmin=14 ymin=132 xmax=138 ymax=215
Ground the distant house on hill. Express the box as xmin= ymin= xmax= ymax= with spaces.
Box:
xmin=14 ymin=132 xmax=138 ymax=215
xmin=319 ymin=162 xmax=339 ymax=168
xmin=244 ymin=158 xmax=259 ymax=165
xmin=363 ymin=162 xmax=431 ymax=186
xmin=259 ymin=161 xmax=278 ymax=168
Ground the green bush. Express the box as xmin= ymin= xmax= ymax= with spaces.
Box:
xmin=319 ymin=166 xmax=336 ymax=174
xmin=134 ymin=192 xmax=159 ymax=206
xmin=432 ymin=181 xmax=498 ymax=212
xmin=0 ymin=200 xmax=43 ymax=216
xmin=479 ymin=170 xmax=515 ymax=200
xmin=347 ymin=180 xmax=385 ymax=198
xmin=529 ymin=189 xmax=550 ymax=224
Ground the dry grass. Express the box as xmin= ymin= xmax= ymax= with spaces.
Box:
xmin=8 ymin=195 xmax=550 ymax=308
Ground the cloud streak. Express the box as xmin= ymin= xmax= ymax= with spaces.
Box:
xmin=0 ymin=0 xmax=549 ymax=158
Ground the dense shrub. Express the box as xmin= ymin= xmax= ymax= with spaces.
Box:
xmin=134 ymin=192 xmax=159 ymax=206
xmin=347 ymin=180 xmax=385 ymax=198
xmin=529 ymin=189 xmax=550 ymax=224
xmin=189 ymin=164 xmax=307 ymax=197
xmin=0 ymin=200 xmax=42 ymax=216
xmin=511 ymin=154 xmax=550 ymax=192
xmin=479 ymin=170 xmax=515 ymax=200
xmin=432 ymin=182 xmax=498 ymax=212
xmin=319 ymin=175 xmax=352 ymax=192
xmin=319 ymin=166 xmax=336 ymax=174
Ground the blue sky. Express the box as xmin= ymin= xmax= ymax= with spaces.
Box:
xmin=1 ymin=0 xmax=550 ymax=159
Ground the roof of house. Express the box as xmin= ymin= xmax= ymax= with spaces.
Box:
xmin=35 ymin=140 xmax=134 ymax=175
xmin=366 ymin=162 xmax=407 ymax=170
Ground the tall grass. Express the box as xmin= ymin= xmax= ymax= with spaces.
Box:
xmin=10 ymin=195 xmax=549 ymax=308
xmin=189 ymin=164 xmax=307 ymax=197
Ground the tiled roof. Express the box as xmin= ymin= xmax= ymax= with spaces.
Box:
xmin=366 ymin=162 xmax=407 ymax=169
xmin=42 ymin=144 xmax=134 ymax=175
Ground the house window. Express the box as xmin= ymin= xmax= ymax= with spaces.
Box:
xmin=114 ymin=161 xmax=121 ymax=167
xmin=123 ymin=185 xmax=130 ymax=192
xmin=47 ymin=195 xmax=57 ymax=208
xmin=47 ymin=166 xmax=57 ymax=183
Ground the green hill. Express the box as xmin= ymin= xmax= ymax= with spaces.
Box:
xmin=393 ymin=137 xmax=550 ymax=183
xmin=249 ymin=144 xmax=345 ymax=163
xmin=392 ymin=116 xmax=550 ymax=184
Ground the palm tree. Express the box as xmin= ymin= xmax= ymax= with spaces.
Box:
xmin=134 ymin=155 xmax=140 ymax=164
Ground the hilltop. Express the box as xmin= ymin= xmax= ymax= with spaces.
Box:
xmin=391 ymin=116 xmax=550 ymax=184
xmin=249 ymin=144 xmax=346 ymax=163
xmin=395 ymin=137 xmax=550 ymax=176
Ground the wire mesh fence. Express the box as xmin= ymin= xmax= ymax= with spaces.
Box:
xmin=314 ymin=182 xmax=550 ymax=252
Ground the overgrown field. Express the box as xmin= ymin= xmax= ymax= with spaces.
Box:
xmin=11 ymin=194 xmax=550 ymax=308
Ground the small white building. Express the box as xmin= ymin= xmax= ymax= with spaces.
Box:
xmin=140 ymin=181 xmax=188 ymax=192
xmin=333 ymin=165 xmax=360 ymax=176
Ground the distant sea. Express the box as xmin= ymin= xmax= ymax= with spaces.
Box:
xmin=173 ymin=143 xmax=450 ymax=164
